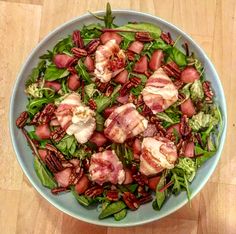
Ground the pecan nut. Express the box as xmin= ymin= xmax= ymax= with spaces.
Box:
xmin=174 ymin=80 xmax=184 ymax=90
xmin=45 ymin=152 xmax=64 ymax=173
xmin=69 ymin=167 xmax=84 ymax=185
xmin=122 ymin=192 xmax=140 ymax=210
xmin=67 ymin=66 xmax=77 ymax=74
xmin=203 ymin=81 xmax=214 ymax=103
xmin=106 ymin=190 xmax=119 ymax=201
xmin=162 ymin=61 xmax=181 ymax=79
xmin=138 ymin=194 xmax=153 ymax=204
xmin=71 ymin=47 xmax=87 ymax=57
xmin=88 ymin=99 xmax=97 ymax=110
xmin=45 ymin=143 xmax=66 ymax=161
xmin=180 ymin=115 xmax=191 ymax=137
xmin=86 ymin=39 xmax=100 ymax=54
xmin=135 ymin=32 xmax=153 ymax=42
xmin=51 ymin=187 xmax=70 ymax=195
xmin=85 ymin=185 xmax=103 ymax=198
xmin=132 ymin=172 xmax=148 ymax=186
xmin=160 ymin=32 xmax=174 ymax=45
xmin=72 ymin=30 xmax=84 ymax=48
xmin=119 ymin=81 xmax=134 ymax=96
xmin=50 ymin=127 xmax=66 ymax=143
xmin=130 ymin=77 xmax=141 ymax=87
xmin=16 ymin=111 xmax=28 ymax=128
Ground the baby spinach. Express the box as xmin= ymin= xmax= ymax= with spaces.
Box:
xmin=99 ymin=201 xmax=126 ymax=219
xmin=165 ymin=47 xmax=187 ymax=67
xmin=195 ymin=146 xmax=216 ymax=167
xmin=114 ymin=208 xmax=127 ymax=221
xmin=71 ymin=187 xmax=94 ymax=206
xmin=154 ymin=172 xmax=167 ymax=210
xmin=44 ymin=65 xmax=69 ymax=81
xmin=55 ymin=135 xmax=77 ymax=158
xmin=175 ymin=158 xmax=196 ymax=182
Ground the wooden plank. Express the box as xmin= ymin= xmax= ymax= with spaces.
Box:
xmin=4 ymin=0 xmax=43 ymax=5
xmin=0 ymin=1 xmax=41 ymax=190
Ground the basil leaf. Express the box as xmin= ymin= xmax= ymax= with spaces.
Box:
xmin=44 ymin=65 xmax=69 ymax=81
xmin=34 ymin=157 xmax=57 ymax=189
xmin=75 ymin=60 xmax=92 ymax=84
xmin=99 ymin=201 xmax=126 ymax=219
xmin=195 ymin=146 xmax=216 ymax=167
xmin=96 ymin=113 xmax=105 ymax=132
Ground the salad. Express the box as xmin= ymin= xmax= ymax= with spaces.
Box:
xmin=16 ymin=3 xmax=222 ymax=221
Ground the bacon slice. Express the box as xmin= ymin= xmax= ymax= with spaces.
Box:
xmin=142 ymin=68 xmax=178 ymax=114
xmin=89 ymin=150 xmax=125 ymax=185
xmin=140 ymin=137 xmax=177 ymax=176
xmin=104 ymin=103 xmax=148 ymax=143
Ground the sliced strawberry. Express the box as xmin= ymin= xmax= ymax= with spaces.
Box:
xmin=35 ymin=124 xmax=51 ymax=140
xmin=38 ymin=149 xmax=48 ymax=162
xmin=184 ymin=142 xmax=195 ymax=157
xmin=89 ymin=132 xmax=108 ymax=147
xmin=100 ymin=32 xmax=123 ymax=45
xmin=44 ymin=81 xmax=61 ymax=92
xmin=149 ymin=50 xmax=164 ymax=71
xmin=75 ymin=175 xmax=90 ymax=194
xmin=148 ymin=176 xmax=161 ymax=191
xmin=123 ymin=168 xmax=133 ymax=184
xmin=114 ymin=69 xmax=128 ymax=84
xmin=84 ymin=56 xmax=95 ymax=72
xmin=133 ymin=56 xmax=148 ymax=73
xmin=54 ymin=168 xmax=72 ymax=187
xmin=116 ymin=94 xmax=129 ymax=104
xmin=181 ymin=98 xmax=196 ymax=117
xmin=67 ymin=74 xmax=80 ymax=91
xmin=53 ymin=54 xmax=74 ymax=68
xmin=103 ymin=106 xmax=118 ymax=118
xmin=167 ymin=123 xmax=181 ymax=135
xmin=128 ymin=41 xmax=144 ymax=54
xmin=181 ymin=67 xmax=200 ymax=83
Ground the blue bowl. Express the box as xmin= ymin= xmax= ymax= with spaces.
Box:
xmin=9 ymin=10 xmax=227 ymax=227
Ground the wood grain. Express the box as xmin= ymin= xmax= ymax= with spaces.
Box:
xmin=0 ymin=0 xmax=235 ymax=233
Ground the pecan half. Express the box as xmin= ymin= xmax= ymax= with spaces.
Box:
xmin=130 ymin=77 xmax=141 ymax=87
xmin=135 ymin=32 xmax=153 ymax=42
xmin=45 ymin=143 xmax=66 ymax=161
xmin=139 ymin=194 xmax=153 ymax=204
xmin=16 ymin=111 xmax=28 ymax=128
xmin=88 ymin=99 xmax=97 ymax=110
xmin=180 ymin=115 xmax=191 ymax=137
xmin=71 ymin=47 xmax=87 ymax=58
xmin=50 ymin=127 xmax=66 ymax=143
xmin=85 ymin=39 xmax=100 ymax=54
xmin=51 ymin=187 xmax=70 ymax=195
xmin=141 ymin=104 xmax=152 ymax=116
xmin=132 ymin=172 xmax=148 ymax=186
xmin=203 ymin=81 xmax=214 ymax=103
xmin=162 ymin=61 xmax=181 ymax=79
xmin=69 ymin=167 xmax=84 ymax=185
xmin=160 ymin=32 xmax=174 ymax=45
xmin=72 ymin=30 xmax=84 ymax=48
xmin=119 ymin=81 xmax=134 ymax=96
xmin=45 ymin=152 xmax=64 ymax=173
xmin=106 ymin=190 xmax=119 ymax=201
xmin=85 ymin=185 xmax=103 ymax=198
xmin=96 ymin=80 xmax=108 ymax=92
xmin=174 ymin=80 xmax=184 ymax=90
xmin=122 ymin=192 xmax=140 ymax=210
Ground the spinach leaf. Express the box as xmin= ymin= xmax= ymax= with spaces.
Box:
xmin=130 ymin=73 xmax=147 ymax=96
xmin=80 ymin=24 xmax=102 ymax=44
xmin=39 ymin=50 xmax=54 ymax=60
xmin=195 ymin=146 xmax=216 ymax=167
xmin=114 ymin=208 xmax=127 ymax=221
xmin=150 ymin=38 xmax=170 ymax=51
xmin=96 ymin=113 xmax=105 ymax=132
xmin=75 ymin=60 xmax=92 ymax=84
xmin=71 ymin=187 xmax=94 ymax=206
xmin=53 ymin=36 xmax=73 ymax=55
xmin=34 ymin=157 xmax=57 ymax=189
xmin=44 ymin=65 xmax=69 ymax=81
xmin=111 ymin=143 xmax=133 ymax=166
xmin=99 ymin=201 xmax=126 ymax=219
xmin=154 ymin=172 xmax=167 ymax=210
xmin=165 ymin=47 xmax=187 ymax=66
xmin=156 ymin=112 xmax=179 ymax=125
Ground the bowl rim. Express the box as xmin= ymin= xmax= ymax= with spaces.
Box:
xmin=9 ymin=9 xmax=227 ymax=227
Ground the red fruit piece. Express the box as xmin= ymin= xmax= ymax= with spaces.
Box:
xmin=67 ymin=74 xmax=80 ymax=91
xmin=149 ymin=50 xmax=164 ymax=71
xmin=53 ymin=54 xmax=74 ymax=68
xmin=181 ymin=98 xmax=196 ymax=117
xmin=148 ymin=176 xmax=161 ymax=191
xmin=75 ymin=175 xmax=90 ymax=194
xmin=54 ymin=168 xmax=72 ymax=187
xmin=116 ymin=94 xmax=129 ymax=104
xmin=38 ymin=149 xmax=47 ymax=162
xmin=167 ymin=123 xmax=181 ymax=135
xmin=184 ymin=142 xmax=195 ymax=157
xmin=84 ymin=56 xmax=95 ymax=72
xmin=133 ymin=56 xmax=148 ymax=73
xmin=35 ymin=124 xmax=51 ymax=140
xmin=128 ymin=41 xmax=144 ymax=54
xmin=89 ymin=132 xmax=108 ymax=147
xmin=123 ymin=168 xmax=133 ymax=184
xmin=181 ymin=67 xmax=200 ymax=83
xmin=114 ymin=70 xmax=128 ymax=84
xmin=100 ymin=32 xmax=123 ymax=45
xmin=103 ymin=106 xmax=118 ymax=118
xmin=44 ymin=81 xmax=61 ymax=92
xmin=133 ymin=138 xmax=141 ymax=155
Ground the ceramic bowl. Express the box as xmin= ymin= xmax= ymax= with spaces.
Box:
xmin=9 ymin=10 xmax=227 ymax=227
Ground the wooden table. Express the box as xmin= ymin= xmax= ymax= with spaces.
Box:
xmin=0 ymin=0 xmax=235 ymax=233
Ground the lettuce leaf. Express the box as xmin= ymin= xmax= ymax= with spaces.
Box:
xmin=190 ymin=80 xmax=204 ymax=101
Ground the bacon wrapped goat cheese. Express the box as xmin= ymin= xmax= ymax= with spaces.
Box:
xmin=140 ymin=137 xmax=177 ymax=176
xmin=104 ymin=103 xmax=148 ymax=143
xmin=142 ymin=67 xmax=178 ymax=113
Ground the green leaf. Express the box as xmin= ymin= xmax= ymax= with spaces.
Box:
xmin=71 ymin=187 xmax=94 ymax=206
xmin=175 ymin=158 xmax=196 ymax=182
xmin=75 ymin=60 xmax=92 ymax=84
xmin=156 ymin=112 xmax=179 ymax=125
xmin=150 ymin=38 xmax=171 ymax=51
xmin=44 ymin=65 xmax=69 ymax=81
xmin=114 ymin=208 xmax=127 ymax=221
xmin=96 ymin=113 xmax=105 ymax=132
xmin=53 ymin=36 xmax=73 ymax=55
xmin=190 ymin=80 xmax=204 ymax=101
xmin=27 ymin=97 xmax=54 ymax=115
xmin=155 ymin=172 xmax=167 ymax=210
xmin=165 ymin=47 xmax=187 ymax=66
xmin=84 ymin=83 xmax=100 ymax=98
xmin=99 ymin=201 xmax=126 ymax=219
xmin=34 ymin=157 xmax=57 ymax=189
xmin=195 ymin=146 xmax=216 ymax=167
xmin=117 ymin=22 xmax=161 ymax=41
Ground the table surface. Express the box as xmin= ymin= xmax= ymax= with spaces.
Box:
xmin=0 ymin=0 xmax=235 ymax=233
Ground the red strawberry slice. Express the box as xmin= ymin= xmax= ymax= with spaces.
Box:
xmin=133 ymin=56 xmax=148 ymax=73
xmin=103 ymin=105 xmax=118 ymax=118
xmin=44 ymin=81 xmax=61 ymax=92
xmin=67 ymin=74 xmax=80 ymax=91
xmin=38 ymin=149 xmax=48 ymax=162
xmin=35 ymin=124 xmax=51 ymax=140
xmin=181 ymin=98 xmax=196 ymax=117
xmin=167 ymin=123 xmax=181 ymax=135
xmin=181 ymin=67 xmax=200 ymax=83
xmin=116 ymin=94 xmax=129 ymax=104
xmin=100 ymin=32 xmax=123 ymax=45
xmin=84 ymin=56 xmax=95 ymax=72
xmin=53 ymin=54 xmax=74 ymax=68
xmin=149 ymin=50 xmax=164 ymax=71
xmin=128 ymin=41 xmax=144 ymax=54
xmin=123 ymin=168 xmax=133 ymax=184
xmin=148 ymin=176 xmax=161 ymax=191
xmin=89 ymin=132 xmax=108 ymax=147
xmin=184 ymin=142 xmax=195 ymax=157
xmin=114 ymin=70 xmax=128 ymax=84
xmin=54 ymin=168 xmax=72 ymax=187
xmin=75 ymin=175 xmax=90 ymax=194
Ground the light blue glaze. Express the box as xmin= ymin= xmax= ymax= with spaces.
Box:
xmin=9 ymin=10 xmax=227 ymax=227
